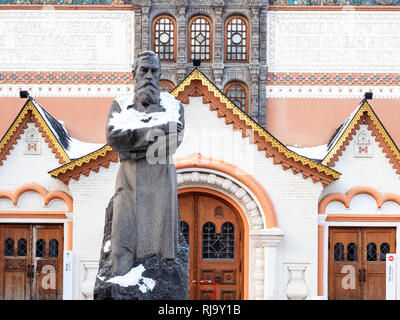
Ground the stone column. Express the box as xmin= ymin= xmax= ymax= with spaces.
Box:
xmin=250 ymin=228 xmax=284 ymax=300
xmin=212 ymin=6 xmax=224 ymax=89
xmin=134 ymin=8 xmax=143 ymax=54
xmin=141 ymin=6 xmax=150 ymax=51
xmin=176 ymin=5 xmax=188 ymax=83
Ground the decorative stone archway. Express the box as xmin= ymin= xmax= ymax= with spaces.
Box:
xmin=176 ymin=165 xmax=283 ymax=300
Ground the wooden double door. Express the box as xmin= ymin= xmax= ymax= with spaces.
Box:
xmin=0 ymin=224 xmax=63 ymax=300
xmin=329 ymin=227 xmax=396 ymax=300
xmin=179 ymin=193 xmax=244 ymax=300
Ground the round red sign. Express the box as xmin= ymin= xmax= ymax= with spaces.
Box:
xmin=388 ymin=256 xmax=394 ymax=261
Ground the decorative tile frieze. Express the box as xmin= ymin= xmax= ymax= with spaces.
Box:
xmin=265 ymin=85 xmax=400 ymax=98
xmin=0 ymin=84 xmax=134 ymax=97
xmin=0 ymin=72 xmax=133 ymax=85
xmin=0 ymin=0 xmax=127 ymax=4
xmin=267 ymin=73 xmax=400 ymax=86
xmin=269 ymin=0 xmax=400 ymax=5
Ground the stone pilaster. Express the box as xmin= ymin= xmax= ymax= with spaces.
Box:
xmin=176 ymin=5 xmax=188 ymax=83
xmin=212 ymin=6 xmax=224 ymax=88
xmin=250 ymin=228 xmax=284 ymax=300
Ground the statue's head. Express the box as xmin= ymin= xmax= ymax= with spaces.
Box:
xmin=132 ymin=51 xmax=161 ymax=108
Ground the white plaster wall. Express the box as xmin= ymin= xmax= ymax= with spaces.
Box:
xmin=175 ymin=97 xmax=324 ymax=299
xmin=321 ymin=124 xmax=400 ymax=201
xmin=0 ymin=122 xmax=69 ymax=195
xmin=68 ymin=161 xmax=118 ymax=300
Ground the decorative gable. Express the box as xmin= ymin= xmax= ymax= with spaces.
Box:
xmin=0 ymin=98 xmax=70 ymax=166
xmin=321 ymin=100 xmax=400 ymax=175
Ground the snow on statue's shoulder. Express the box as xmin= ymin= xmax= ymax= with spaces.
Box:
xmin=108 ymin=92 xmax=181 ymax=132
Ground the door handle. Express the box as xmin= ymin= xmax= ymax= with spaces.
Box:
xmin=215 ymin=271 xmax=221 ymax=284
xmin=27 ymin=264 xmax=35 ymax=278
xmin=358 ymin=268 xmax=362 ymax=282
xmin=362 ymin=268 xmax=366 ymax=282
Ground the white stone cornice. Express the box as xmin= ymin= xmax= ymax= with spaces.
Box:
xmin=250 ymin=228 xmax=284 ymax=247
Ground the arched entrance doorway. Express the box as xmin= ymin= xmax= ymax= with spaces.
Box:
xmin=179 ymin=191 xmax=244 ymax=300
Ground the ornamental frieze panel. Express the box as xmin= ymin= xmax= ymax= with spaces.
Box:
xmin=0 ymin=11 xmax=133 ymax=72
xmin=267 ymin=11 xmax=400 ymax=73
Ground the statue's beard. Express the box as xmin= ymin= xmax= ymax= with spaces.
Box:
xmin=135 ymin=83 xmax=160 ymax=107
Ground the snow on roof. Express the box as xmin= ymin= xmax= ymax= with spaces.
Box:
xmin=31 ymin=98 xmax=104 ymax=160
xmin=325 ymin=101 xmax=364 ymax=156
xmin=286 ymin=144 xmax=328 ymax=162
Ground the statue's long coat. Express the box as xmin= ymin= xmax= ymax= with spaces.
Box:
xmin=106 ymin=94 xmax=184 ymax=275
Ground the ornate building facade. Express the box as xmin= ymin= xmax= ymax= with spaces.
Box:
xmin=132 ymin=0 xmax=268 ymax=126
xmin=0 ymin=0 xmax=399 ymax=301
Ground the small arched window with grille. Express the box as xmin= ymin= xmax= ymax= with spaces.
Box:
xmin=225 ymin=82 xmax=248 ymax=113
xmin=367 ymin=242 xmax=377 ymax=261
xmin=17 ymin=238 xmax=27 ymax=257
xmin=333 ymin=243 xmax=344 ymax=261
xmin=36 ymin=239 xmax=46 ymax=257
xmin=202 ymin=222 xmax=235 ymax=260
xmin=152 ymin=15 xmax=176 ymax=62
xmin=4 ymin=238 xmax=14 ymax=257
xmin=189 ymin=15 xmax=212 ymax=62
xmin=347 ymin=243 xmax=357 ymax=261
xmin=159 ymin=80 xmax=175 ymax=92
xmin=225 ymin=16 xmax=249 ymax=62
xmin=380 ymin=242 xmax=390 ymax=261
xmin=49 ymin=239 xmax=59 ymax=258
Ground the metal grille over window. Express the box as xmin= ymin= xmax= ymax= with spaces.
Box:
xmin=4 ymin=238 xmax=14 ymax=256
xmin=367 ymin=242 xmax=377 ymax=261
xmin=49 ymin=239 xmax=59 ymax=258
xmin=380 ymin=242 xmax=390 ymax=261
xmin=36 ymin=239 xmax=46 ymax=257
xmin=180 ymin=221 xmax=189 ymax=246
xmin=190 ymin=16 xmax=211 ymax=61
xmin=333 ymin=243 xmax=344 ymax=261
xmin=153 ymin=16 xmax=175 ymax=61
xmin=202 ymin=222 xmax=235 ymax=259
xmin=17 ymin=238 xmax=27 ymax=257
xmin=347 ymin=243 xmax=357 ymax=261
xmin=226 ymin=17 xmax=248 ymax=61
xmin=225 ymin=83 xmax=247 ymax=112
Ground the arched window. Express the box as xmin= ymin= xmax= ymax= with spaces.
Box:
xmin=189 ymin=15 xmax=212 ymax=62
xmin=380 ymin=242 xmax=390 ymax=261
xmin=347 ymin=243 xmax=357 ymax=261
xmin=159 ymin=80 xmax=175 ymax=92
xmin=17 ymin=238 xmax=27 ymax=256
xmin=202 ymin=222 xmax=235 ymax=259
xmin=36 ymin=239 xmax=46 ymax=257
xmin=225 ymin=16 xmax=249 ymax=62
xmin=152 ymin=15 xmax=176 ymax=62
xmin=4 ymin=238 xmax=14 ymax=257
xmin=333 ymin=243 xmax=344 ymax=261
xmin=367 ymin=242 xmax=377 ymax=261
xmin=225 ymin=82 xmax=248 ymax=113
xmin=49 ymin=239 xmax=59 ymax=258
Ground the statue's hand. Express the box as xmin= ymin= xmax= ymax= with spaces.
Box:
xmin=177 ymin=122 xmax=183 ymax=133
